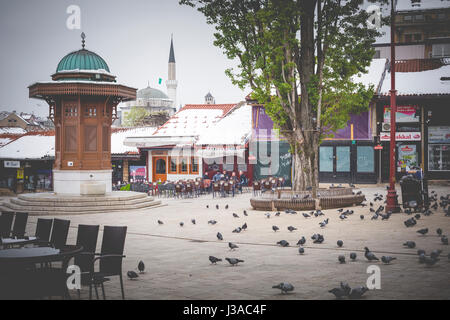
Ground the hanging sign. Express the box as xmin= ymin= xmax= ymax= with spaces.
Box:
xmin=380 ymin=132 xmax=421 ymax=141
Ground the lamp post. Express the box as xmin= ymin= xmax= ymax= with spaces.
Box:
xmin=386 ymin=0 xmax=401 ymax=213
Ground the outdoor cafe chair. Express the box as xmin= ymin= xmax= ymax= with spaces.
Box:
xmin=35 ymin=218 xmax=53 ymax=243
xmin=50 ymin=219 xmax=71 ymax=249
xmin=11 ymin=212 xmax=28 ymax=239
xmin=73 ymin=224 xmax=100 ymax=299
xmin=0 ymin=211 xmax=14 ymax=238
xmin=88 ymin=226 xmax=127 ymax=300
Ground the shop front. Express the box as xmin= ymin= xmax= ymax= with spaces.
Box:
xmin=425 ymin=108 xmax=450 ymax=180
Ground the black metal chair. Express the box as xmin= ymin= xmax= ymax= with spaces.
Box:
xmin=11 ymin=212 xmax=28 ymax=239
xmin=35 ymin=218 xmax=53 ymax=242
xmin=50 ymin=218 xmax=71 ymax=249
xmin=73 ymin=224 xmax=100 ymax=299
xmin=0 ymin=211 xmax=14 ymax=238
xmin=89 ymin=226 xmax=127 ymax=300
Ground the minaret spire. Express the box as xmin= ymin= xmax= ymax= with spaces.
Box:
xmin=167 ymin=34 xmax=178 ymax=112
xmin=81 ymin=32 xmax=86 ymax=49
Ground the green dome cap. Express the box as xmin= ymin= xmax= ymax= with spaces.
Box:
xmin=56 ymin=49 xmax=110 ymax=73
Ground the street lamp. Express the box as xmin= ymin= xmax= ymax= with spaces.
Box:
xmin=386 ymin=0 xmax=401 ymax=213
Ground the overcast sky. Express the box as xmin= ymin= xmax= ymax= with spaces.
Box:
xmin=0 ymin=0 xmax=246 ymax=116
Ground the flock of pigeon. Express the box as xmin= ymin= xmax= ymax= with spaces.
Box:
xmin=127 ymin=188 xmax=450 ymax=299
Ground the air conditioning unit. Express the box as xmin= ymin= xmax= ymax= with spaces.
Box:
xmin=382 ymin=123 xmax=391 ymax=132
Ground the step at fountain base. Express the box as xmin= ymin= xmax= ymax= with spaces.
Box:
xmin=0 ymin=191 xmax=163 ymax=216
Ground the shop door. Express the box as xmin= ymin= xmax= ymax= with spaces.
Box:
xmin=319 ymin=146 xmax=352 ymax=183
xmin=152 ymin=157 xmax=167 ymax=182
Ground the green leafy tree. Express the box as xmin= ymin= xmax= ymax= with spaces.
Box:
xmin=181 ymin=0 xmax=387 ymax=194
xmin=122 ymin=107 xmax=151 ymax=127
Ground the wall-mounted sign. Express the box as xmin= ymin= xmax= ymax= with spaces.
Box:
xmin=374 ymin=145 xmax=383 ymax=150
xmin=428 ymin=126 xmax=450 ymax=144
xmin=383 ymin=106 xmax=419 ymax=123
xmin=4 ymin=160 xmax=20 ymax=168
xmin=16 ymin=168 xmax=24 ymax=179
xmin=380 ymin=132 xmax=421 ymax=141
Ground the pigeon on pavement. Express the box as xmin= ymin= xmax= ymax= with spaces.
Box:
xmin=228 ymin=242 xmax=239 ymax=250
xmin=297 ymin=237 xmax=306 ymax=246
xmin=272 ymin=225 xmax=279 ymax=232
xmin=157 ymin=220 xmax=164 ymax=225
xmin=403 ymin=241 xmax=416 ymax=249
xmin=350 ymin=252 xmax=357 ymax=261
xmin=381 ymin=256 xmax=397 ymax=264
xmin=364 ymin=247 xmax=379 ymax=261
xmin=209 ymin=256 xmax=222 ymax=264
xmin=338 ymin=255 xmax=346 ymax=264
xmin=217 ymin=232 xmax=223 ymax=241
xmin=337 ymin=240 xmax=344 ymax=247
xmin=416 ymin=228 xmax=428 ymax=235
xmin=272 ymin=282 xmax=295 ymax=294
xmin=287 ymin=226 xmax=297 ymax=232
xmin=225 ymin=258 xmax=244 ymax=266
xmin=138 ymin=261 xmax=145 ymax=273
xmin=127 ymin=271 xmax=139 ymax=280
xmin=349 ymin=286 xmax=369 ymax=299
xmin=298 ymin=247 xmax=305 ymax=255
xmin=277 ymin=240 xmax=289 ymax=247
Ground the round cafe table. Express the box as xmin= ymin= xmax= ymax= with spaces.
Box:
xmin=0 ymin=236 xmax=38 ymax=248
xmin=0 ymin=245 xmax=83 ymax=299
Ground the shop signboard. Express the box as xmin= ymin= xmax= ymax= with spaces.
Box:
xmin=4 ymin=160 xmax=20 ymax=168
xmin=380 ymin=132 xmax=421 ymax=141
xmin=383 ymin=106 xmax=418 ymax=123
xmin=428 ymin=126 xmax=450 ymax=144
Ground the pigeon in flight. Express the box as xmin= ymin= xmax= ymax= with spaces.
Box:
xmin=277 ymin=240 xmax=289 ymax=247
xmin=364 ymin=247 xmax=379 ymax=261
xmin=272 ymin=282 xmax=295 ymax=294
xmin=381 ymin=256 xmax=397 ymax=264
xmin=225 ymin=257 xmax=244 ymax=266
xmin=228 ymin=242 xmax=239 ymax=250
xmin=272 ymin=225 xmax=279 ymax=232
xmin=217 ymin=232 xmax=223 ymax=241
xmin=287 ymin=226 xmax=297 ymax=232
xmin=416 ymin=228 xmax=428 ymax=235
xmin=127 ymin=271 xmax=139 ymax=280
xmin=209 ymin=256 xmax=222 ymax=264
xmin=138 ymin=261 xmax=145 ymax=273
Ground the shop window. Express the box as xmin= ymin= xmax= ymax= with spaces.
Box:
xmin=428 ymin=144 xmax=450 ymax=171
xmin=319 ymin=147 xmax=333 ymax=172
xmin=84 ymin=126 xmax=97 ymax=152
xmin=179 ymin=158 xmax=188 ymax=174
xmin=190 ymin=157 xmax=199 ymax=174
xmin=168 ymin=157 xmax=177 ymax=174
xmin=357 ymin=146 xmax=374 ymax=173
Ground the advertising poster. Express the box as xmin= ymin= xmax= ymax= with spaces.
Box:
xmin=129 ymin=166 xmax=146 ymax=182
xmin=398 ymin=144 xmax=417 ymax=171
xmin=384 ymin=106 xmax=418 ymax=123
xmin=428 ymin=126 xmax=450 ymax=144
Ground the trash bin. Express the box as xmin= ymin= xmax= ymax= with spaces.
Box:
xmin=400 ymin=174 xmax=423 ymax=209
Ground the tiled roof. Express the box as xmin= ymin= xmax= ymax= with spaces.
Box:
xmin=180 ymin=104 xmax=237 ymax=116
xmin=394 ymin=59 xmax=443 ymax=73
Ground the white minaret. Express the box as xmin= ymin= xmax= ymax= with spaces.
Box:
xmin=166 ymin=35 xmax=178 ymax=110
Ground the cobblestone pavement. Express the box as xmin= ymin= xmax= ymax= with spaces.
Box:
xmin=16 ymin=185 xmax=450 ymax=300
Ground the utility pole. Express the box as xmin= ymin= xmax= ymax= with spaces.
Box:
xmin=386 ymin=0 xmax=401 ymax=213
